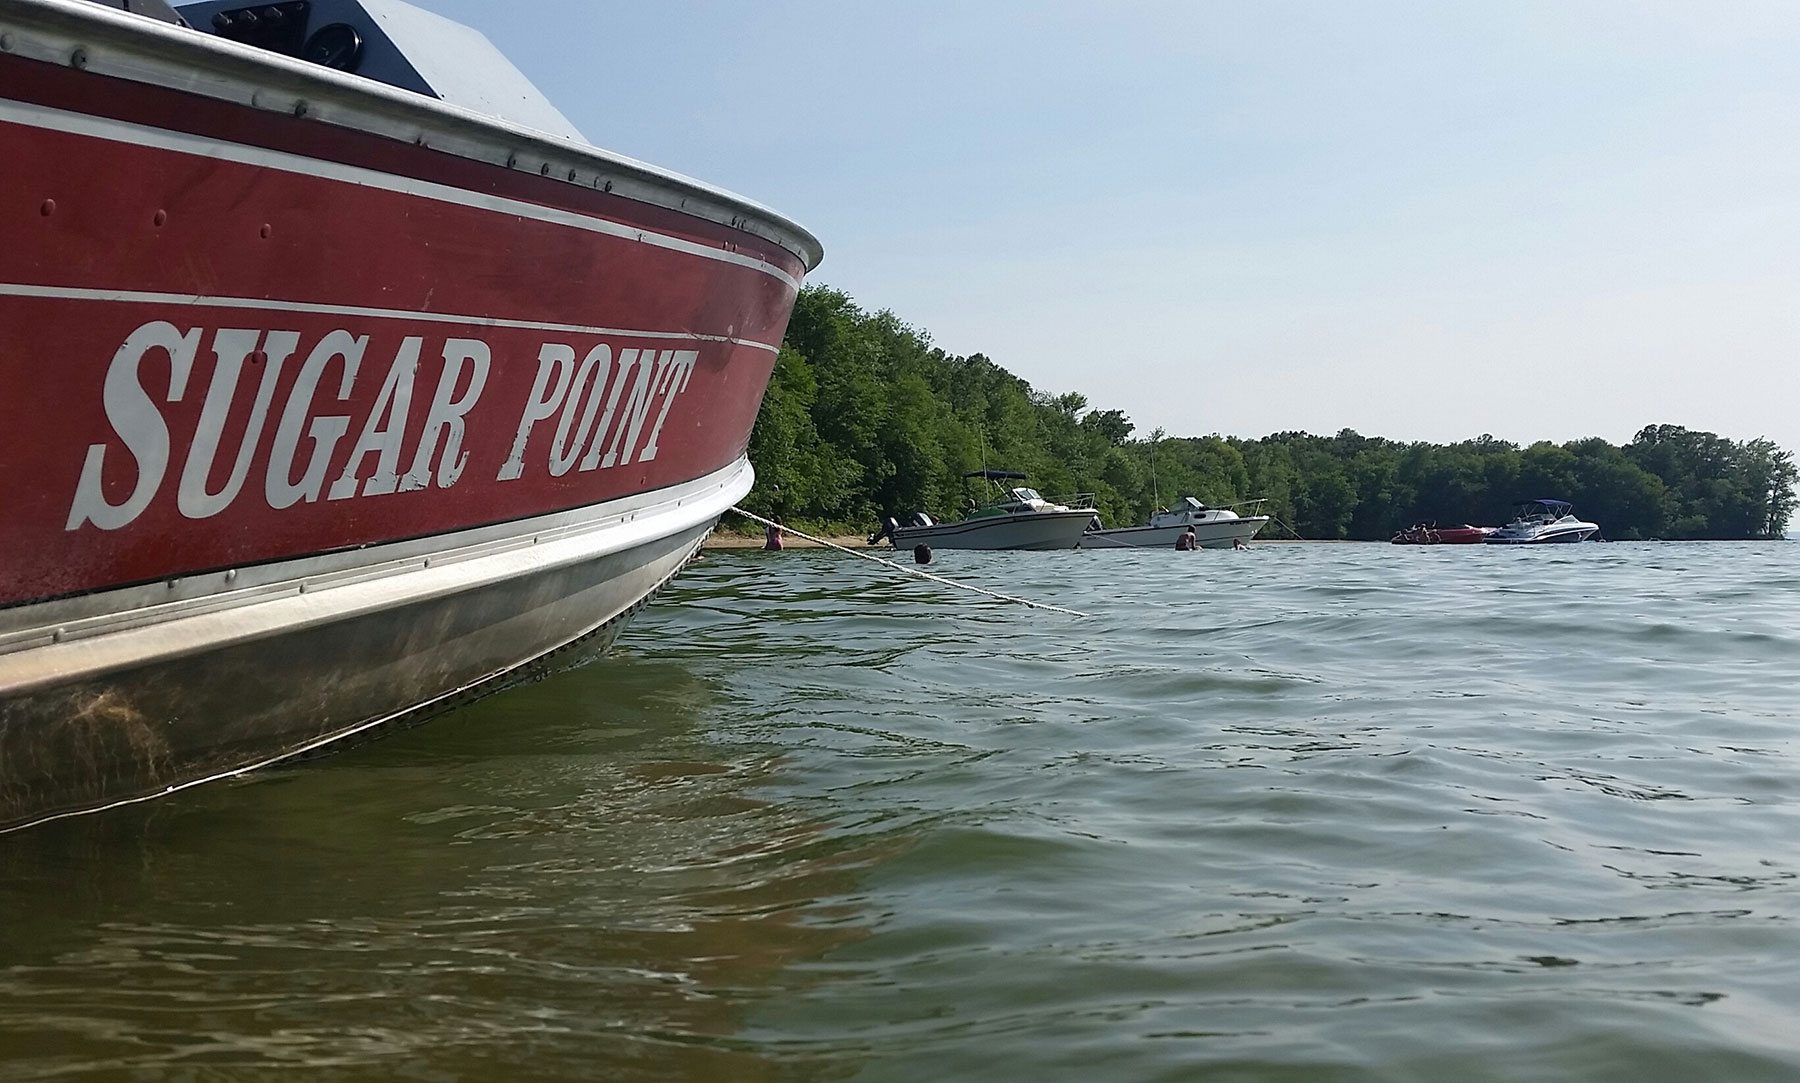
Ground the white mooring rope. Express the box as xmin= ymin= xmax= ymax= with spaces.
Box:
xmin=727 ymin=507 xmax=1089 ymax=618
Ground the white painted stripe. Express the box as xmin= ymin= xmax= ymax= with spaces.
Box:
xmin=0 ymin=282 xmax=780 ymax=354
xmin=0 ymin=96 xmax=803 ymax=292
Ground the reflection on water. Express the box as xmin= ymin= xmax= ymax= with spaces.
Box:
xmin=3 ymin=542 xmax=1800 ymax=1081
xmin=0 ymin=655 xmax=874 ymax=1081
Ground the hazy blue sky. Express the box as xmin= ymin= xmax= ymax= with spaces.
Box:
xmin=430 ymin=0 xmax=1799 ymax=456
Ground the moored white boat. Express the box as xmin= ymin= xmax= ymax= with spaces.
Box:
xmin=1081 ymin=497 xmax=1269 ymax=549
xmin=1483 ymin=500 xmax=1600 ymax=544
xmin=871 ymin=471 xmax=1096 ymax=551
xmin=0 ymin=0 xmax=820 ymax=829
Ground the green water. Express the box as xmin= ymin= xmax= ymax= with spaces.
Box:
xmin=2 ymin=542 xmax=1798 ymax=1081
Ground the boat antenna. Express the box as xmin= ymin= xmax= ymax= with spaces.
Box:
xmin=1149 ymin=427 xmax=1164 ymax=508
xmin=976 ymin=423 xmax=992 ymax=502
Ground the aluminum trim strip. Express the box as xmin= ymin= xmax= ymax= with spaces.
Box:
xmin=0 ymin=456 xmax=752 ymax=689
xmin=0 ymin=281 xmax=781 ymax=354
xmin=0 ymin=0 xmax=822 ymax=270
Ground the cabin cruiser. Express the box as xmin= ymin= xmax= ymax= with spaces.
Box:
xmin=1081 ymin=497 xmax=1269 ymax=549
xmin=870 ymin=471 xmax=1096 ymax=551
xmin=1484 ymin=500 xmax=1600 ymax=544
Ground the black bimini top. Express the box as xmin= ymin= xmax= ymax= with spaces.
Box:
xmin=963 ymin=470 xmax=1028 ymax=481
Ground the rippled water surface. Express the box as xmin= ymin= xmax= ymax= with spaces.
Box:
xmin=3 ymin=541 xmax=1799 ymax=1081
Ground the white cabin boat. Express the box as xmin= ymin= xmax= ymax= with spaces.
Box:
xmin=1082 ymin=497 xmax=1269 ymax=550
xmin=871 ymin=471 xmax=1095 ymax=551
xmin=1484 ymin=500 xmax=1600 ymax=544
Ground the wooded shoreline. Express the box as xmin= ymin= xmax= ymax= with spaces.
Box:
xmin=700 ymin=530 xmax=1787 ymax=551
xmin=740 ymin=288 xmax=1796 ymax=542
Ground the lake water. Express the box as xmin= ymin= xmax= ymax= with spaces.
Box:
xmin=2 ymin=541 xmax=1798 ymax=1081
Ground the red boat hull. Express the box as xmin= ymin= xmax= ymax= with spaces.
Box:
xmin=0 ymin=4 xmax=817 ymax=830
xmin=1390 ymin=525 xmax=1493 ymax=545
xmin=0 ymin=53 xmax=803 ymax=607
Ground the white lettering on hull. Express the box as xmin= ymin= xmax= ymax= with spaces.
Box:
xmin=330 ymin=335 xmax=420 ymax=501
xmin=65 ymin=321 xmax=707 ymax=531
xmin=494 ymin=344 xmax=699 ymax=482
xmin=403 ymin=339 xmax=490 ymax=492
xmin=180 ymin=330 xmax=300 ymax=519
xmin=67 ymin=322 xmax=201 ymax=531
xmin=265 ymin=330 xmax=367 ymax=510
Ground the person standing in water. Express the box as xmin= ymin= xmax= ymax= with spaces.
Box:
xmin=764 ymin=517 xmax=785 ymax=550
xmin=1175 ymin=526 xmax=1197 ymax=551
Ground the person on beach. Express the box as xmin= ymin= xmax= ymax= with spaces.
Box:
xmin=764 ymin=517 xmax=784 ymax=550
xmin=1175 ymin=527 xmax=1197 ymax=551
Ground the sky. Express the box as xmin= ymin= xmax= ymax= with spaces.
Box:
xmin=428 ymin=0 xmax=1800 ymax=456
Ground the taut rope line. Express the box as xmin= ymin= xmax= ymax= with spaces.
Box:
xmin=726 ymin=507 xmax=1089 ymax=618
xmin=1269 ymin=515 xmax=1307 ymax=541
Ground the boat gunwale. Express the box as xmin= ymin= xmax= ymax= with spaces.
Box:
xmin=0 ymin=0 xmax=823 ymax=271
xmin=889 ymin=506 xmax=1099 ymax=541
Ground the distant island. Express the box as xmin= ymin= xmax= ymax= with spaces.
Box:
xmin=742 ymin=287 xmax=1796 ymax=541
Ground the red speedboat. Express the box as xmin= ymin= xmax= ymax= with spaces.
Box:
xmin=0 ymin=0 xmax=820 ymax=829
xmin=1391 ymin=523 xmax=1494 ymax=545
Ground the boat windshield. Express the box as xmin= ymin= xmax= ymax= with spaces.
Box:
xmin=1008 ymin=488 xmax=1043 ymax=503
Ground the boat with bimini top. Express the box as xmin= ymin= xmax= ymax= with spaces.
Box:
xmin=1484 ymin=500 xmax=1600 ymax=544
xmin=869 ymin=470 xmax=1096 ymax=551
xmin=0 ymin=0 xmax=820 ymax=830
xmin=1081 ymin=497 xmax=1269 ymax=549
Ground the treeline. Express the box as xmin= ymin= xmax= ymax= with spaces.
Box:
xmin=743 ymin=287 xmax=1796 ymax=541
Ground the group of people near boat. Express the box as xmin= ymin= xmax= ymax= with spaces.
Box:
xmin=1174 ymin=526 xmax=1246 ymax=551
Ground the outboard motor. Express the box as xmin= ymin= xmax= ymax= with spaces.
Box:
xmin=868 ymin=517 xmax=898 ymax=545
xmin=911 ymin=512 xmax=935 ymax=528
